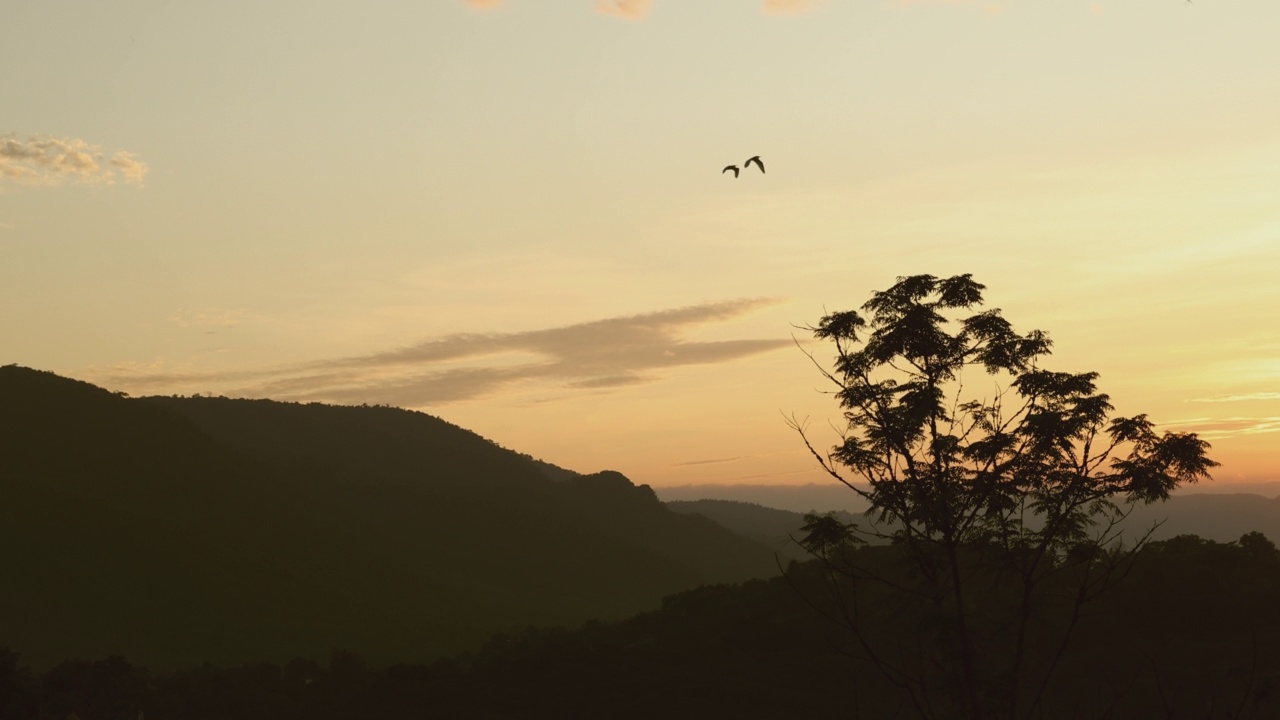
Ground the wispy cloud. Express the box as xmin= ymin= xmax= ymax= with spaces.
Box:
xmin=109 ymin=151 xmax=149 ymax=184
xmin=1162 ymin=416 xmax=1280 ymax=440
xmin=672 ymin=456 xmax=743 ymax=467
xmin=97 ymin=298 xmax=791 ymax=407
xmin=1190 ymin=392 xmax=1280 ymax=404
xmin=595 ymin=0 xmax=653 ymax=20
xmin=0 ymin=133 xmax=150 ymax=187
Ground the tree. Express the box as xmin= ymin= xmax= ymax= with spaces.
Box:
xmin=788 ymin=273 xmax=1218 ymax=720
xmin=0 ymin=647 xmax=35 ymax=719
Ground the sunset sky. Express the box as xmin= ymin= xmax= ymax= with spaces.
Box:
xmin=3 ymin=0 xmax=1278 ymax=488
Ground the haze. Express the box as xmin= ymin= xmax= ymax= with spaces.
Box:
xmin=3 ymin=0 xmax=1277 ymax=488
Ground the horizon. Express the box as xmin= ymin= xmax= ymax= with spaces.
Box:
xmin=4 ymin=1 xmax=1278 ymax=488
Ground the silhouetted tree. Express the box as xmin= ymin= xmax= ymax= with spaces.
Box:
xmin=789 ymin=273 xmax=1219 ymax=720
xmin=39 ymin=656 xmax=152 ymax=720
xmin=0 ymin=647 xmax=35 ymax=720
xmin=1238 ymin=531 xmax=1280 ymax=565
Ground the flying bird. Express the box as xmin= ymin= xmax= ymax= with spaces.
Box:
xmin=745 ymin=155 xmax=765 ymax=174
xmin=722 ymin=165 xmax=740 ymax=178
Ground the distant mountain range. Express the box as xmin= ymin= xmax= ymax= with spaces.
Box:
xmin=0 ymin=366 xmax=778 ymax=670
xmin=661 ymin=485 xmax=1280 ymax=551
xmin=658 ymin=483 xmax=873 ymax=514
xmin=666 ymin=500 xmax=864 ymax=563
xmin=658 ymin=481 xmax=1280 ymax=514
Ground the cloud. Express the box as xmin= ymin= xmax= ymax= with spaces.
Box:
xmin=109 ymin=152 xmax=149 ymax=184
xmin=465 ymin=0 xmax=503 ymax=9
xmin=762 ymin=0 xmax=822 ymax=15
xmin=1162 ymin=416 xmax=1280 ymax=440
xmin=595 ymin=0 xmax=653 ymax=20
xmin=1190 ymin=392 xmax=1280 ymax=403
xmin=255 ymin=367 xmax=520 ymax=406
xmin=96 ymin=298 xmax=792 ymax=407
xmin=672 ymin=456 xmax=743 ymax=467
xmin=568 ymin=374 xmax=648 ymax=389
xmin=0 ymin=133 xmax=150 ymax=187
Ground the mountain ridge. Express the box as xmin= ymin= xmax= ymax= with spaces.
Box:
xmin=0 ymin=365 xmax=777 ymax=670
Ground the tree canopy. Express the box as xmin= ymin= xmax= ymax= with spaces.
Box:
xmin=791 ymin=273 xmax=1221 ymax=720
xmin=796 ymin=272 xmax=1217 ymax=551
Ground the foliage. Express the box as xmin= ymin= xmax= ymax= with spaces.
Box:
xmin=795 ymin=273 xmax=1217 ymax=548
xmin=789 ymin=273 xmax=1221 ymax=719
xmin=798 ymin=511 xmax=862 ymax=558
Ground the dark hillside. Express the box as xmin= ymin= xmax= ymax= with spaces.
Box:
xmin=145 ymin=396 xmax=775 ymax=592
xmin=0 ymin=367 xmax=334 ymax=669
xmin=7 ymin=536 xmax=1276 ymax=719
xmin=0 ymin=366 xmax=777 ymax=670
xmin=667 ymin=499 xmax=889 ymax=563
xmin=140 ymin=395 xmax=545 ymax=491
xmin=666 ymin=499 xmax=845 ymax=562
xmin=550 ymin=472 xmax=777 ymax=576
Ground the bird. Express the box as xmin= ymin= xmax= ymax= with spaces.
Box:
xmin=744 ymin=155 xmax=765 ymax=174
xmin=722 ymin=165 xmax=740 ymax=178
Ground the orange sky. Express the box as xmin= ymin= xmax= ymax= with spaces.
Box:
xmin=2 ymin=1 xmax=1277 ymax=487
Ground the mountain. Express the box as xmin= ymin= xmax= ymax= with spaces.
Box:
xmin=0 ymin=366 xmax=777 ymax=670
xmin=656 ymin=483 xmax=872 ymax=514
xmin=659 ymin=483 xmax=1280 ymax=546
xmin=665 ymin=499 xmax=866 ymax=562
xmin=1179 ymin=481 xmax=1280 ymax=497
xmin=1125 ymin=492 xmax=1280 ymax=544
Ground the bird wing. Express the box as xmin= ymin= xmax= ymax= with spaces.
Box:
xmin=746 ymin=156 xmax=765 ymax=173
xmin=722 ymin=165 xmax=739 ymax=177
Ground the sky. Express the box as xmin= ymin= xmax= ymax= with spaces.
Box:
xmin=3 ymin=0 xmax=1278 ymax=489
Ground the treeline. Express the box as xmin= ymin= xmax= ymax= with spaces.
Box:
xmin=3 ymin=533 xmax=1277 ymax=720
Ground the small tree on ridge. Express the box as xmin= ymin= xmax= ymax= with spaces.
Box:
xmin=789 ymin=273 xmax=1219 ymax=720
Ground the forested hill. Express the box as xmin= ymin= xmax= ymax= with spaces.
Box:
xmin=0 ymin=365 xmax=778 ymax=670
xmin=140 ymin=391 xmax=557 ymax=491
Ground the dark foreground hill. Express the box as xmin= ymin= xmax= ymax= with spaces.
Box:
xmin=0 ymin=365 xmax=777 ymax=670
xmin=4 ymin=534 xmax=1278 ymax=719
